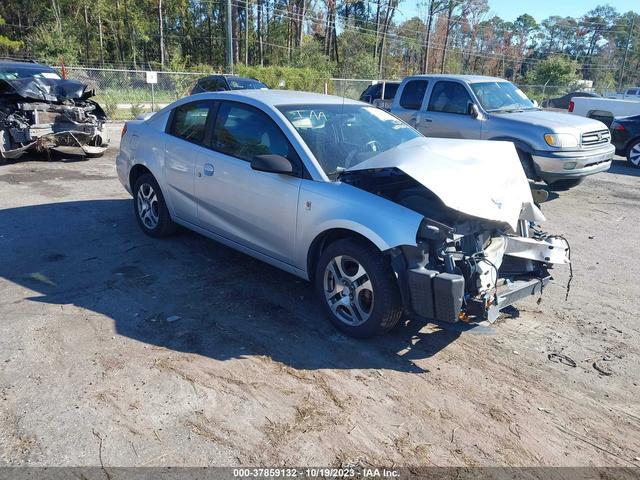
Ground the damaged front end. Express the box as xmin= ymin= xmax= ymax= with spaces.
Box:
xmin=343 ymin=138 xmax=571 ymax=325
xmin=0 ymin=76 xmax=108 ymax=160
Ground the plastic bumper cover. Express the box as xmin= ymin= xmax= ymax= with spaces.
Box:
xmin=531 ymin=143 xmax=614 ymax=181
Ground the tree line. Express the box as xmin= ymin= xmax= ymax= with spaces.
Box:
xmin=0 ymin=0 xmax=638 ymax=89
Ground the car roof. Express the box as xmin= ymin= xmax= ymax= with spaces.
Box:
xmin=0 ymin=60 xmax=54 ymax=70
xmin=194 ymin=89 xmax=364 ymax=107
xmin=405 ymin=74 xmax=509 ymax=84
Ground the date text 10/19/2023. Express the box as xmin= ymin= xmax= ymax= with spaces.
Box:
xmin=232 ymin=468 xmax=400 ymax=478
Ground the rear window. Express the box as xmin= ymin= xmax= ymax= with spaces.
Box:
xmin=169 ymin=101 xmax=212 ymax=144
xmin=227 ymin=78 xmax=267 ymax=90
xmin=399 ymin=80 xmax=428 ymax=110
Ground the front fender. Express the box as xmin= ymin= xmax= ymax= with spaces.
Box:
xmin=295 ymin=180 xmax=423 ymax=275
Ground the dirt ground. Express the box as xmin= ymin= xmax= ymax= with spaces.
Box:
xmin=0 ymin=124 xmax=639 ymax=468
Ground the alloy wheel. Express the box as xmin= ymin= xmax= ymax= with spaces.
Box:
xmin=136 ymin=183 xmax=160 ymax=229
xmin=629 ymin=143 xmax=640 ymax=166
xmin=323 ymin=255 xmax=374 ymax=326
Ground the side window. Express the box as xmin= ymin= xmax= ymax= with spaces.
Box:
xmin=211 ymin=102 xmax=295 ymax=163
xmin=399 ymin=80 xmax=429 ymax=110
xmin=169 ymin=101 xmax=211 ymax=144
xmin=428 ymin=81 xmax=473 ymax=115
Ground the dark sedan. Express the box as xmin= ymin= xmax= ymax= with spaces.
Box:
xmin=191 ymin=74 xmax=267 ymax=94
xmin=543 ymin=91 xmax=599 ymax=110
xmin=610 ymin=115 xmax=640 ymax=168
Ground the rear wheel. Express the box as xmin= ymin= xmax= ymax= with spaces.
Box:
xmin=314 ymin=239 xmax=403 ymax=338
xmin=627 ymin=140 xmax=640 ymax=168
xmin=133 ymin=173 xmax=177 ymax=237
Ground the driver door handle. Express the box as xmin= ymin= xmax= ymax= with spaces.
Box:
xmin=203 ymin=163 xmax=215 ymax=176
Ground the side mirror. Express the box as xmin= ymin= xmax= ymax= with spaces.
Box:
xmin=468 ymin=103 xmax=480 ymax=118
xmin=251 ymin=154 xmax=294 ymax=175
xmin=532 ymin=99 xmax=539 ymax=108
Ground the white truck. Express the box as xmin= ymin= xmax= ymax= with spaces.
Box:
xmin=603 ymin=87 xmax=640 ymax=100
xmin=568 ymin=96 xmax=640 ymax=127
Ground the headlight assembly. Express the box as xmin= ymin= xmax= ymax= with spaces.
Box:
xmin=544 ymin=133 xmax=578 ymax=148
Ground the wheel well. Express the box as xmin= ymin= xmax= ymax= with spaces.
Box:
xmin=129 ymin=164 xmax=152 ymax=192
xmin=307 ymin=228 xmax=380 ymax=279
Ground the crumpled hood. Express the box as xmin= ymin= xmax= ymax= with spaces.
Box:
xmin=346 ymin=137 xmax=545 ymax=230
xmin=0 ymin=77 xmax=93 ymax=102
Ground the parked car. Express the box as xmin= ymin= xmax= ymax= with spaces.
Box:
xmin=542 ymin=91 xmax=599 ymax=110
xmin=390 ymin=75 xmax=614 ymax=189
xmin=359 ymin=81 xmax=400 ymax=109
xmin=610 ymin=115 xmax=640 ymax=168
xmin=116 ymin=90 xmax=569 ymax=338
xmin=191 ymin=74 xmax=268 ymax=94
xmin=569 ymin=96 xmax=640 ymax=127
xmin=0 ymin=60 xmax=107 ymax=160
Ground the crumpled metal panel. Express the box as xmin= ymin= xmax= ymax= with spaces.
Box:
xmin=347 ymin=137 xmax=545 ymax=231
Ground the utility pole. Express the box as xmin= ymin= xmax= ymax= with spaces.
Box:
xmin=619 ymin=14 xmax=635 ymax=92
xmin=226 ymin=0 xmax=234 ymax=73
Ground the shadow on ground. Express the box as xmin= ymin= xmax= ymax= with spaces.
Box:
xmin=609 ymin=158 xmax=640 ymax=177
xmin=0 ymin=199 xmax=464 ymax=373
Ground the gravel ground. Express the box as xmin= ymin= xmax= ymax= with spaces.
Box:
xmin=0 ymin=124 xmax=639 ymax=467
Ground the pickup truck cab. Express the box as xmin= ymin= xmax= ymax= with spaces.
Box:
xmin=390 ymin=74 xmax=614 ymax=188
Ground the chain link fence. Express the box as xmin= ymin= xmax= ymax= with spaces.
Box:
xmin=58 ymin=66 xmax=625 ymax=120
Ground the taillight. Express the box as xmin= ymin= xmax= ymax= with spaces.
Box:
xmin=568 ymin=100 xmax=574 ymax=112
xmin=612 ymin=123 xmax=625 ymax=131
xmin=121 ymin=123 xmax=127 ymax=140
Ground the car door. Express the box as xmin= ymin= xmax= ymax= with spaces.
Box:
xmin=163 ymin=99 xmax=215 ymax=224
xmin=195 ymin=100 xmax=302 ymax=263
xmin=393 ymin=79 xmax=429 ymax=127
xmin=418 ymin=80 xmax=482 ymax=139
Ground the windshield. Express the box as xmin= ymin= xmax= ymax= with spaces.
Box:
xmin=0 ymin=65 xmax=61 ymax=81
xmin=471 ymin=81 xmax=535 ymax=112
xmin=228 ymin=78 xmax=267 ymax=90
xmin=278 ymin=104 xmax=421 ymax=177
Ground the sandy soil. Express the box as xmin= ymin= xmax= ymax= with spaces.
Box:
xmin=0 ymin=125 xmax=639 ymax=467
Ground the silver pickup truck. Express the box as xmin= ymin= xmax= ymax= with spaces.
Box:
xmin=390 ymin=75 xmax=614 ymax=189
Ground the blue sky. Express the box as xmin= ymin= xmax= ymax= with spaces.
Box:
xmin=397 ymin=0 xmax=639 ymax=23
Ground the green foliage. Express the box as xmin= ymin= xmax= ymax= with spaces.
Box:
xmin=0 ymin=15 xmax=21 ymax=52
xmin=26 ymin=23 xmax=79 ymax=64
xmin=130 ymin=103 xmax=145 ymax=118
xmin=525 ymin=55 xmax=580 ymax=86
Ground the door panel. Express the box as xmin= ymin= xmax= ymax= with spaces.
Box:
xmin=196 ymin=152 xmax=301 ymax=262
xmin=163 ymin=100 xmax=214 ymax=223
xmin=418 ymin=80 xmax=482 ymax=139
xmin=195 ymin=101 xmax=302 ymax=263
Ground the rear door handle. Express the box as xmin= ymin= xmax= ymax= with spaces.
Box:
xmin=203 ymin=163 xmax=215 ymax=176
xmin=422 ymin=117 xmax=433 ymax=123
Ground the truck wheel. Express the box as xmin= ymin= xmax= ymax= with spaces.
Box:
xmin=314 ymin=238 xmax=403 ymax=338
xmin=133 ymin=173 xmax=177 ymax=238
xmin=516 ymin=150 xmax=537 ymax=180
xmin=627 ymin=140 xmax=640 ymax=168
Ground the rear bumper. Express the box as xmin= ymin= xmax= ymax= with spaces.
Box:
xmin=531 ymin=143 xmax=614 ymax=181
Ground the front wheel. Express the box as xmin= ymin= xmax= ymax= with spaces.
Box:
xmin=627 ymin=140 xmax=640 ymax=168
xmin=133 ymin=173 xmax=177 ymax=237
xmin=314 ymin=239 xmax=403 ymax=338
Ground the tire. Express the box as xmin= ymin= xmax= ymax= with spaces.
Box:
xmin=546 ymin=178 xmax=583 ymax=191
xmin=133 ymin=173 xmax=177 ymax=238
xmin=516 ymin=149 xmax=537 ymax=181
xmin=626 ymin=140 xmax=640 ymax=168
xmin=314 ymin=238 xmax=403 ymax=338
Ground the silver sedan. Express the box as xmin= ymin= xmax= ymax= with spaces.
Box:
xmin=116 ymin=90 xmax=569 ymax=337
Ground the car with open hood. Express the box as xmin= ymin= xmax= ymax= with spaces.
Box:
xmin=116 ymin=90 xmax=570 ymax=338
xmin=0 ymin=60 xmax=108 ymax=160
